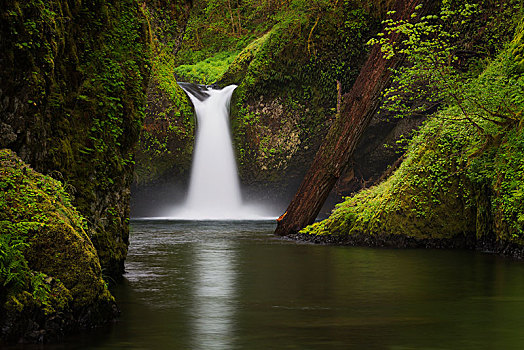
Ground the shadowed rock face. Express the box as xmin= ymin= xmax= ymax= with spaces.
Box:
xmin=178 ymin=82 xmax=211 ymax=101
xmin=336 ymin=103 xmax=427 ymax=197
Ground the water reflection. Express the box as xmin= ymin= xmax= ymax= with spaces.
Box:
xmin=191 ymin=240 xmax=237 ymax=350
xmin=14 ymin=220 xmax=524 ymax=350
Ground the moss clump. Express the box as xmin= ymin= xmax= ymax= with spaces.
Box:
xmin=218 ymin=31 xmax=272 ymax=86
xmin=0 ymin=149 xmax=117 ymax=343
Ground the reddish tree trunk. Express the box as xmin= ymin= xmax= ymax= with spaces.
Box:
xmin=275 ymin=0 xmax=421 ymax=236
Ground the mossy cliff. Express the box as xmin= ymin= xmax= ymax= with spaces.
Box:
xmin=130 ymin=1 xmax=195 ymax=214
xmin=300 ymin=22 xmax=524 ymax=256
xmin=133 ymin=0 xmax=194 ymax=187
xmin=0 ymin=149 xmax=117 ymax=343
xmin=0 ymin=0 xmax=151 ymax=276
xmin=218 ymin=1 xmax=378 ymax=196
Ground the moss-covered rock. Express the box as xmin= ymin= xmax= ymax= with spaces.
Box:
xmin=302 ymin=116 xmax=524 ymax=257
xmin=0 ymin=149 xmax=117 ymax=343
xmin=301 ymin=25 xmax=524 ymax=256
xmin=302 ymin=118 xmax=479 ymax=239
xmin=0 ymin=0 xmax=151 ymax=276
xmin=135 ymin=78 xmax=194 ymax=186
xmin=218 ymin=31 xmax=272 ymax=86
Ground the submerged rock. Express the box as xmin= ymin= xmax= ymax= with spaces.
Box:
xmin=0 ymin=149 xmax=117 ymax=343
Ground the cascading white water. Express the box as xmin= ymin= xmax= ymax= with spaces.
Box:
xmin=170 ymin=83 xmax=271 ymax=220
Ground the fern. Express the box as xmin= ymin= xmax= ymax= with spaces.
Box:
xmin=0 ymin=234 xmax=30 ymax=292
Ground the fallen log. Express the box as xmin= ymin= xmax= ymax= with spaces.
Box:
xmin=275 ymin=0 xmax=422 ymax=236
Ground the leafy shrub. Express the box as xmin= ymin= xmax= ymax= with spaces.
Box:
xmin=369 ymin=2 xmax=522 ymax=134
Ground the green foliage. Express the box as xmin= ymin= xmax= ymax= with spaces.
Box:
xmin=178 ymin=0 xmax=375 ymax=88
xmin=175 ymin=0 xmax=279 ymax=68
xmin=0 ymin=223 xmax=61 ymax=306
xmin=369 ymin=2 xmax=522 ymax=134
xmin=467 ymin=126 xmax=524 ymax=241
xmin=77 ymin=2 xmax=151 ymax=190
xmin=30 ymin=271 xmax=51 ymax=307
xmin=174 ymin=51 xmax=239 ymax=84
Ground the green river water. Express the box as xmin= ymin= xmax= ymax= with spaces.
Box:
xmin=10 ymin=220 xmax=524 ymax=349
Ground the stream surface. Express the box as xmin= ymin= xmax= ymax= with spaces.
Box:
xmin=16 ymin=220 xmax=524 ymax=349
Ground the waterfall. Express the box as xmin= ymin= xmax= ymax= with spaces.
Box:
xmin=172 ymin=83 xmax=266 ymax=220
